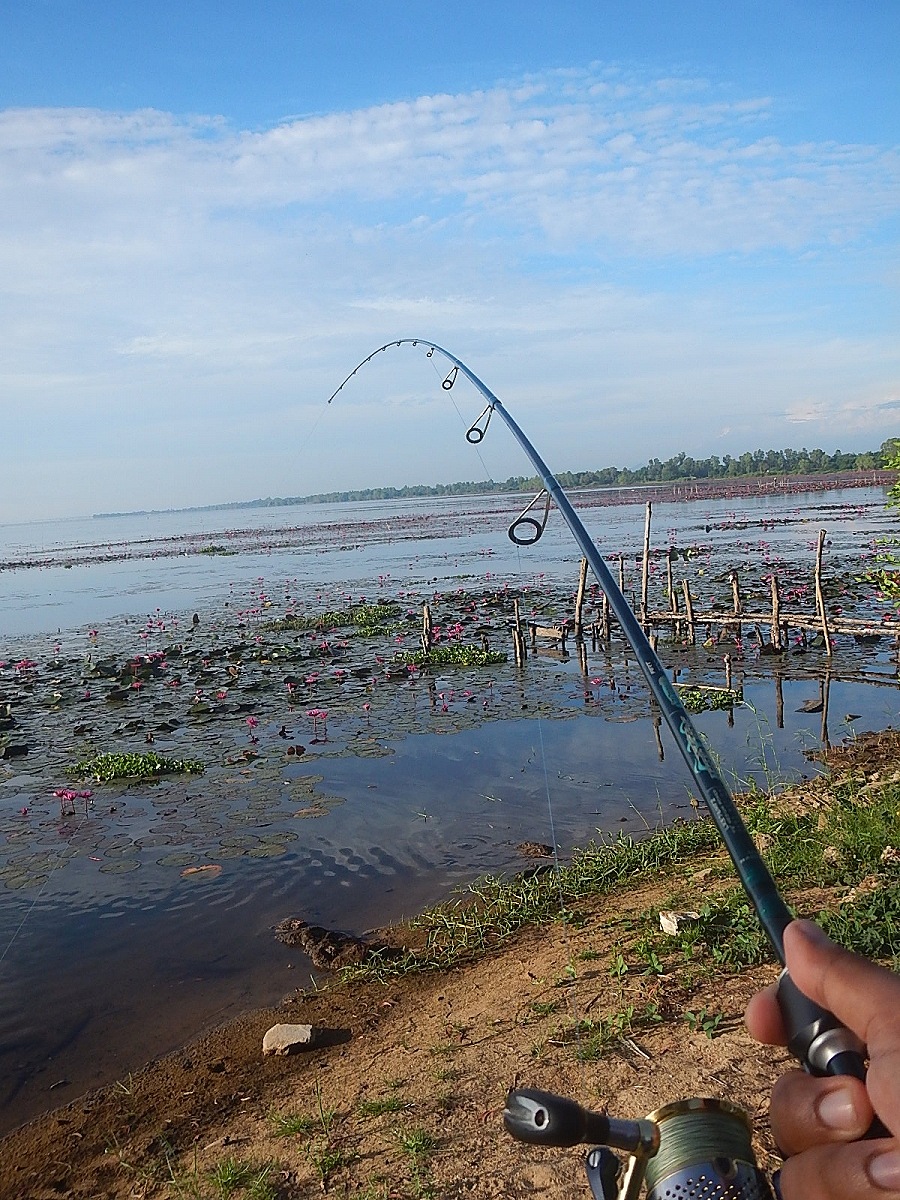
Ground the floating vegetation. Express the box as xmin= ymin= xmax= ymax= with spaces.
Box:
xmin=395 ymin=645 xmax=508 ymax=668
xmin=676 ymin=685 xmax=742 ymax=714
xmin=268 ymin=603 xmax=399 ymax=633
xmin=68 ymin=750 xmax=205 ymax=783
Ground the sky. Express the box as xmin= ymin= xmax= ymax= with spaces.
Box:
xmin=1 ymin=1 xmax=899 ymax=522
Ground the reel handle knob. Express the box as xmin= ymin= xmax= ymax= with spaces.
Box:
xmin=504 ymin=1088 xmax=610 ymax=1147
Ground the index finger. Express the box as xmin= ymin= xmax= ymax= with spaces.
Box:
xmin=784 ymin=921 xmax=900 ymax=1135
xmin=784 ymin=922 xmax=900 ymax=1051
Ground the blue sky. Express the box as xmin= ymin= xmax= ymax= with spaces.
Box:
xmin=1 ymin=1 xmax=898 ymax=521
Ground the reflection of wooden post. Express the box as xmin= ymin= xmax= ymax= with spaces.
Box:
xmin=641 ymin=502 xmax=652 ymax=627
xmin=578 ymin=640 xmax=588 ymax=674
xmin=770 ymin=575 xmax=782 ymax=650
xmin=820 ymin=671 xmax=831 ymax=747
xmin=574 ymin=557 xmax=588 ymax=638
xmin=652 ymin=710 xmax=664 ymax=761
xmin=422 ymin=604 xmax=433 ymax=653
xmin=724 ymin=654 xmax=733 ymax=692
xmin=682 ymin=580 xmax=696 ymax=645
xmin=814 ymin=530 xmax=833 ymax=657
xmin=667 ymin=549 xmax=675 ymax=606
xmin=775 ymin=671 xmax=784 ymax=729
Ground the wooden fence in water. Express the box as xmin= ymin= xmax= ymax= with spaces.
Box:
xmin=509 ymin=501 xmax=897 ymax=667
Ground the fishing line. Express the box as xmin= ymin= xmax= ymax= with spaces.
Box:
xmin=0 ymin=803 xmax=93 ymax=966
xmin=329 ymin=337 xmax=874 ymax=1092
xmin=505 ymin=527 xmax=585 ymax=1042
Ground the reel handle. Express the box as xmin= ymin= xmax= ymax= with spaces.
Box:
xmin=503 ymin=1087 xmax=657 ymax=1154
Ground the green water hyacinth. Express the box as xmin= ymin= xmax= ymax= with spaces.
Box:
xmin=68 ymin=750 xmax=205 ymax=783
xmin=395 ymin=644 xmax=507 ymax=668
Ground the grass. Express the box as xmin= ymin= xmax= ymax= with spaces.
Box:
xmin=394 ymin=1127 xmax=440 ymax=1200
xmin=358 ymin=1095 xmax=413 ymax=1118
xmin=340 ymin=818 xmax=721 ymax=983
xmin=341 ymin=763 xmax=900 ymax=985
xmin=559 ymin=1001 xmax=663 ymax=1061
xmin=161 ymin=1144 xmax=278 ymax=1200
xmin=268 ymin=1108 xmax=318 ymax=1137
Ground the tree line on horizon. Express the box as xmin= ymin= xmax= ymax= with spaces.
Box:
xmin=94 ymin=441 xmax=898 ymax=518
xmin=253 ymin=442 xmax=897 ymax=509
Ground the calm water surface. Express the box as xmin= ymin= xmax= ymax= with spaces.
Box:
xmin=0 ymin=487 xmax=897 ymax=1134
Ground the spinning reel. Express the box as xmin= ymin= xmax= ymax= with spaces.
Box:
xmin=504 ymin=1088 xmax=775 ymax=1200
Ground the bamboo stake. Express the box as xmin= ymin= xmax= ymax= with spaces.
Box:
xmin=641 ymin=502 xmax=652 ymax=627
xmin=421 ymin=604 xmax=433 ymax=654
xmin=682 ymin=579 xmax=696 ymax=645
xmin=770 ymin=575 xmax=782 ymax=650
xmin=574 ymin=556 xmax=588 ymax=638
xmin=814 ymin=529 xmax=833 ymax=657
xmin=730 ymin=569 xmax=743 ymax=643
xmin=513 ymin=598 xmax=526 ymax=665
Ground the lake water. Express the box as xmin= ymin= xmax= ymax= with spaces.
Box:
xmin=0 ymin=485 xmax=898 ymax=1134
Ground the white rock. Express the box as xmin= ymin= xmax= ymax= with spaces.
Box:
xmin=659 ymin=910 xmax=700 ymax=936
xmin=263 ymin=1023 xmax=317 ymax=1056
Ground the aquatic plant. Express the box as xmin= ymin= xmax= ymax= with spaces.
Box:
xmin=269 ymin=603 xmax=399 ymax=633
xmin=676 ymin=685 xmax=742 ymax=714
xmin=394 ymin=645 xmax=507 ymax=668
xmin=67 ymin=750 xmax=205 ymax=783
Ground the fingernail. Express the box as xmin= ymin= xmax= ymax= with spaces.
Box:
xmin=792 ymin=919 xmax=829 ymax=946
xmin=817 ymin=1088 xmax=860 ymax=1131
xmin=869 ymin=1150 xmax=900 ymax=1191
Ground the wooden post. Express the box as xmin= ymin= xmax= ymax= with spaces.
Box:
xmin=513 ymin=598 xmax=526 ymax=665
xmin=682 ymin=579 xmax=696 ymax=644
xmin=730 ymin=570 xmax=742 ymax=616
xmin=421 ymin=604 xmax=433 ymax=654
xmin=770 ymin=575 xmax=782 ymax=650
xmin=640 ymin=502 xmax=652 ymax=627
xmin=602 ymin=593 xmax=611 ymax=643
xmin=574 ymin=557 xmax=588 ymax=638
xmin=618 ymin=555 xmax=625 ymax=595
xmin=814 ymin=529 xmax=833 ymax=657
xmin=730 ymin=570 xmax=743 ymax=643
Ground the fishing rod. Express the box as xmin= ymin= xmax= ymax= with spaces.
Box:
xmin=329 ymin=339 xmax=875 ymax=1196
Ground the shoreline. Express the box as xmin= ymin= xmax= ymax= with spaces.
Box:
xmin=2 ymin=728 xmax=898 ymax=1199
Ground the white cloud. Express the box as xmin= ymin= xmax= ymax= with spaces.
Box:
xmin=0 ymin=65 xmax=898 ymax=521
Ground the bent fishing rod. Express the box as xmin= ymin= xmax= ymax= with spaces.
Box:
xmin=330 ymin=338 xmax=869 ymax=1090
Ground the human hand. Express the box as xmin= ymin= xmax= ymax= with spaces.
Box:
xmin=745 ymin=920 xmax=900 ymax=1199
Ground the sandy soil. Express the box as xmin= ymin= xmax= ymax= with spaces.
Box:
xmin=4 ymin=730 xmax=897 ymax=1200
xmin=0 ymin=870 xmax=789 ymax=1200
